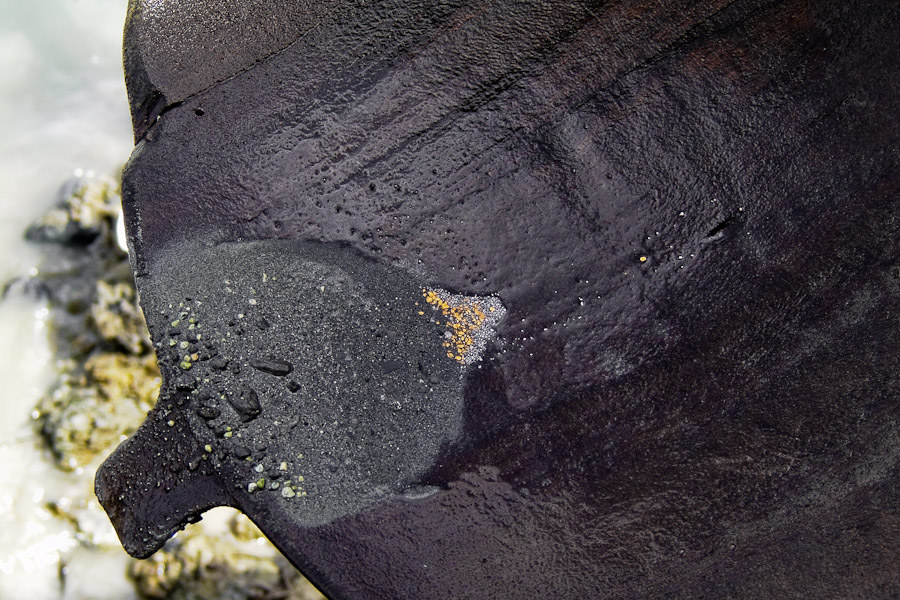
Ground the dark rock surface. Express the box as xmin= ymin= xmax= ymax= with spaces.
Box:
xmin=98 ymin=0 xmax=900 ymax=598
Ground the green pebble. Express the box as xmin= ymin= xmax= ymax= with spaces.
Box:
xmin=180 ymin=361 xmax=192 ymax=370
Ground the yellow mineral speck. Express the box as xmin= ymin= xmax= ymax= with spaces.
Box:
xmin=420 ymin=287 xmax=506 ymax=366
xmin=639 ymin=256 xmax=648 ymax=263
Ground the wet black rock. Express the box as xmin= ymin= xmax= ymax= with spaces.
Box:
xmin=97 ymin=1 xmax=900 ymax=599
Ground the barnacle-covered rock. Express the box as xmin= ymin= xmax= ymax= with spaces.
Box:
xmin=25 ymin=175 xmax=159 ymax=471
xmin=25 ymin=177 xmax=120 ymax=246
xmin=37 ymin=353 xmax=160 ymax=471
xmin=91 ymin=279 xmax=152 ymax=355
xmin=129 ymin=509 xmax=323 ymax=600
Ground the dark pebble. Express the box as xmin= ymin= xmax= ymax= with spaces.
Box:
xmin=232 ymin=445 xmax=251 ymax=459
xmin=249 ymin=357 xmax=293 ymax=376
xmin=175 ymin=375 xmax=196 ymax=391
xmin=228 ymin=385 xmax=261 ymax=422
xmin=196 ymin=405 xmax=221 ymax=419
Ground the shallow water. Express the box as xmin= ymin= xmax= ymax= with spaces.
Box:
xmin=0 ymin=1 xmax=134 ymax=598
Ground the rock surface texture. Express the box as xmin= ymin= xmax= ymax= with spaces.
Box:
xmin=97 ymin=0 xmax=900 ymax=598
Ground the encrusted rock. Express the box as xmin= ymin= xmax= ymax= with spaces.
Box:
xmin=37 ymin=353 xmax=160 ymax=471
xmin=25 ymin=177 xmax=120 ymax=245
xmin=129 ymin=510 xmax=323 ymax=600
xmin=91 ymin=279 xmax=152 ymax=355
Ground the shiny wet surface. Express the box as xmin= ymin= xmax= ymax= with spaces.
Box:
xmin=99 ymin=0 xmax=900 ymax=597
